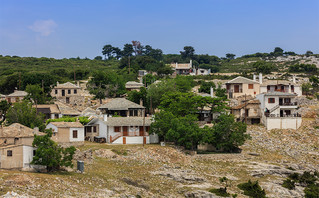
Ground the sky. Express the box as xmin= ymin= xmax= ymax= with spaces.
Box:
xmin=0 ymin=0 xmax=319 ymax=59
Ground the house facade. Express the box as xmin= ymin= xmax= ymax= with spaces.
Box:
xmin=226 ymin=76 xmax=260 ymax=99
xmin=46 ymin=122 xmax=84 ymax=145
xmin=5 ymin=90 xmax=28 ymax=103
xmin=0 ymin=123 xmax=45 ymax=169
xmin=86 ymin=116 xmax=158 ymax=144
xmin=231 ymin=100 xmax=261 ymax=124
xmin=260 ymin=80 xmax=302 ymax=96
xmin=125 ymin=81 xmax=144 ymax=91
xmin=51 ymin=82 xmax=84 ymax=104
xmin=256 ymin=92 xmax=302 ymax=130
xmin=98 ymin=98 xmax=145 ymax=117
xmin=170 ymin=60 xmax=193 ymax=75
xmin=34 ymin=104 xmax=61 ymax=120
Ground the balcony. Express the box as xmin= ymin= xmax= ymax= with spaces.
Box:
xmin=279 ymin=102 xmax=298 ymax=106
xmin=264 ymin=113 xmax=301 ymax=118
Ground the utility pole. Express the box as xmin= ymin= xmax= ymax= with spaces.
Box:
xmin=128 ymin=56 xmax=131 ymax=74
xmin=244 ymin=94 xmax=247 ymax=124
xmin=73 ymin=65 xmax=76 ymax=82
xmin=19 ymin=72 xmax=21 ymax=90
xmin=42 ymin=80 xmax=45 ymax=103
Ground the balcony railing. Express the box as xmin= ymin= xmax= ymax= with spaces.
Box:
xmin=264 ymin=113 xmax=301 ymax=118
xmin=227 ymin=89 xmax=243 ymax=93
xmin=279 ymin=102 xmax=298 ymax=106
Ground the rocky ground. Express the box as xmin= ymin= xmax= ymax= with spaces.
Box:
xmin=1 ymin=104 xmax=318 ymax=197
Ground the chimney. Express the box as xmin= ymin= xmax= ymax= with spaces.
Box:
xmin=253 ymin=74 xmax=256 ymax=81
xmin=175 ymin=62 xmax=178 ymax=68
xmin=33 ymin=127 xmax=39 ymax=135
xmin=292 ymin=75 xmax=296 ymax=84
xmin=77 ymin=81 xmax=80 ymax=87
xmin=259 ymin=73 xmax=263 ymax=84
xmin=140 ymin=99 xmax=143 ymax=106
xmin=103 ymin=114 xmax=108 ymax=121
xmin=210 ymin=87 xmax=214 ymax=98
xmin=190 ymin=59 xmax=192 ymax=67
xmin=288 ymin=83 xmax=291 ymax=93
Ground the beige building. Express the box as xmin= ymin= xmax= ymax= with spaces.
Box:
xmin=170 ymin=60 xmax=193 ymax=75
xmin=260 ymin=80 xmax=302 ymax=96
xmin=226 ymin=76 xmax=260 ymax=99
xmin=5 ymin=90 xmax=28 ymax=103
xmin=51 ymin=82 xmax=84 ymax=104
xmin=34 ymin=104 xmax=61 ymax=120
xmin=0 ymin=123 xmax=45 ymax=169
xmin=231 ymin=100 xmax=261 ymax=124
xmin=46 ymin=122 xmax=84 ymax=145
xmin=125 ymin=81 xmax=144 ymax=91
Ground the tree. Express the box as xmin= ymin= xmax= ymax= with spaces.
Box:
xmin=32 ymin=129 xmax=76 ymax=172
xmin=122 ymin=44 xmax=134 ymax=57
xmin=6 ymin=101 xmax=45 ymax=131
xmin=0 ymin=100 xmax=10 ymax=123
xmin=25 ymin=84 xmax=46 ymax=105
xmin=157 ymin=65 xmax=174 ymax=77
xmin=273 ymin=47 xmax=284 ymax=57
xmin=102 ymin=44 xmax=113 ymax=60
xmin=144 ymin=45 xmax=163 ymax=61
xmin=198 ymin=81 xmax=216 ymax=94
xmin=180 ymin=46 xmax=195 ymax=60
xmin=203 ymin=114 xmax=249 ymax=152
xmin=94 ymin=56 xmax=103 ymax=60
xmin=226 ymin=53 xmax=236 ymax=60
xmin=302 ymin=83 xmax=312 ymax=96
xmin=253 ymin=61 xmax=275 ymax=74
xmin=198 ymin=64 xmax=219 ymax=73
xmin=112 ymin=47 xmax=122 ymax=60
xmin=305 ymin=51 xmax=313 ymax=57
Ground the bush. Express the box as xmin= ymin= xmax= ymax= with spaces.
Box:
xmin=282 ymin=179 xmax=295 ymax=190
xmin=304 ymin=184 xmax=319 ymax=198
xmin=209 ymin=188 xmax=230 ymax=197
xmin=237 ymin=180 xmax=266 ymax=198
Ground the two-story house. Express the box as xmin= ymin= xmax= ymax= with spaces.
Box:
xmin=5 ymin=90 xmax=28 ymax=103
xmin=170 ymin=60 xmax=193 ymax=75
xmin=0 ymin=123 xmax=45 ymax=169
xmin=125 ymin=81 xmax=144 ymax=91
xmin=51 ymin=82 xmax=84 ymax=104
xmin=231 ymin=100 xmax=261 ymax=124
xmin=260 ymin=79 xmax=302 ymax=96
xmin=256 ymin=92 xmax=301 ymax=130
xmin=225 ymin=76 xmax=260 ymax=99
xmin=97 ymin=98 xmax=145 ymax=117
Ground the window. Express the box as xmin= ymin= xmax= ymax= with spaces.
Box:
xmin=248 ymin=84 xmax=254 ymax=89
xmin=68 ymin=89 xmax=71 ymax=94
xmin=146 ymin=126 xmax=150 ymax=132
xmin=73 ymin=130 xmax=78 ymax=138
xmin=55 ymin=89 xmax=58 ymax=94
xmin=7 ymin=150 xmax=12 ymax=157
xmin=268 ymin=98 xmax=275 ymax=103
xmin=33 ymin=150 xmax=36 ymax=156
xmin=114 ymin=126 xmax=121 ymax=132
xmin=74 ymin=89 xmax=77 ymax=94
xmin=86 ymin=126 xmax=92 ymax=133
xmin=93 ymin=126 xmax=97 ymax=132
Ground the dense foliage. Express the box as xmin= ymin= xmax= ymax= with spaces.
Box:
xmin=32 ymin=129 xmax=76 ymax=172
xmin=46 ymin=116 xmax=90 ymax=125
xmin=237 ymin=180 xmax=266 ymax=198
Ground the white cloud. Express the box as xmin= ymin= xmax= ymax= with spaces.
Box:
xmin=29 ymin=19 xmax=57 ymax=36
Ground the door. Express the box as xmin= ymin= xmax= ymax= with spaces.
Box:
xmin=279 ymin=98 xmax=283 ymax=105
xmin=234 ymin=85 xmax=239 ymax=93
xmin=62 ymin=90 xmax=65 ymax=96
xmin=123 ymin=137 xmax=126 ymax=144
xmin=139 ymin=126 xmax=144 ymax=136
xmin=143 ymin=137 xmax=146 ymax=144
xmin=66 ymin=97 xmax=70 ymax=104
xmin=123 ymin=126 xmax=128 ymax=136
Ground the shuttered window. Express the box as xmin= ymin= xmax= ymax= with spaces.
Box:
xmin=7 ymin=150 xmax=12 ymax=157
xmin=248 ymin=84 xmax=254 ymax=89
xmin=73 ymin=130 xmax=78 ymax=138
xmin=268 ymin=98 xmax=275 ymax=103
xmin=114 ymin=126 xmax=121 ymax=132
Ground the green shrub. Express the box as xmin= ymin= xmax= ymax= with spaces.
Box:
xmin=304 ymin=184 xmax=319 ymax=198
xmin=237 ymin=180 xmax=266 ymax=198
xmin=209 ymin=188 xmax=230 ymax=197
xmin=282 ymin=179 xmax=295 ymax=190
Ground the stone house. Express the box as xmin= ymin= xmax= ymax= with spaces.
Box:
xmin=85 ymin=116 xmax=158 ymax=144
xmin=170 ymin=60 xmax=193 ymax=75
xmin=5 ymin=90 xmax=28 ymax=103
xmin=97 ymin=98 xmax=145 ymax=117
xmin=231 ymin=100 xmax=261 ymax=124
xmin=0 ymin=94 xmax=5 ymax=101
xmin=256 ymin=92 xmax=302 ymax=130
xmin=34 ymin=104 xmax=61 ymax=120
xmin=51 ymin=82 xmax=84 ymax=105
xmin=46 ymin=122 xmax=84 ymax=146
xmin=55 ymin=102 xmax=81 ymax=117
xmin=226 ymin=76 xmax=260 ymax=99
xmin=0 ymin=123 xmax=45 ymax=169
xmin=125 ymin=81 xmax=144 ymax=91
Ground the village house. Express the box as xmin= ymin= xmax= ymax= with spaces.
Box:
xmin=170 ymin=60 xmax=193 ymax=75
xmin=51 ymin=82 xmax=84 ymax=105
xmin=256 ymin=92 xmax=301 ymax=130
xmin=0 ymin=94 xmax=5 ymax=101
xmin=5 ymin=90 xmax=28 ymax=103
xmin=97 ymin=98 xmax=145 ymax=117
xmin=34 ymin=104 xmax=61 ymax=120
xmin=0 ymin=123 xmax=45 ymax=169
xmin=231 ymin=99 xmax=261 ymax=124
xmin=55 ymin=102 xmax=81 ymax=117
xmin=125 ymin=81 xmax=144 ymax=91
xmin=46 ymin=122 xmax=84 ymax=146
xmin=226 ymin=76 xmax=260 ymax=99
xmin=85 ymin=116 xmax=158 ymax=144
xmin=260 ymin=77 xmax=302 ymax=96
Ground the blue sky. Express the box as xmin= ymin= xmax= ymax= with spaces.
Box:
xmin=1 ymin=0 xmax=318 ymax=59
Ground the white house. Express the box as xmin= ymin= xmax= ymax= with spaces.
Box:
xmin=46 ymin=122 xmax=85 ymax=145
xmin=256 ymin=92 xmax=302 ymax=130
xmin=86 ymin=116 xmax=158 ymax=144
xmin=260 ymin=78 xmax=302 ymax=96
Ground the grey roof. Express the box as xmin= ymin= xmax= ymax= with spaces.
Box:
xmin=55 ymin=102 xmax=81 ymax=115
xmin=104 ymin=117 xmax=152 ymax=126
xmin=98 ymin=98 xmax=145 ymax=110
xmin=0 ymin=94 xmax=5 ymax=98
xmin=7 ymin=90 xmax=28 ymax=97
xmin=125 ymin=81 xmax=144 ymax=88
xmin=226 ymin=76 xmax=259 ymax=84
xmin=261 ymin=80 xmax=298 ymax=86
xmin=48 ymin=122 xmax=83 ymax=128
xmin=55 ymin=82 xmax=80 ymax=89
xmin=262 ymin=92 xmax=297 ymax=96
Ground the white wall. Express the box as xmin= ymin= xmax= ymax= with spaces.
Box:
xmin=46 ymin=123 xmax=58 ymax=133
xmin=266 ymin=117 xmax=302 ymax=130
xmin=112 ymin=136 xmax=150 ymax=144
xmin=295 ymin=86 xmax=302 ymax=96
xmin=69 ymin=127 xmax=85 ymax=142
xmin=260 ymin=86 xmax=267 ymax=93
xmin=22 ymin=145 xmax=35 ymax=168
